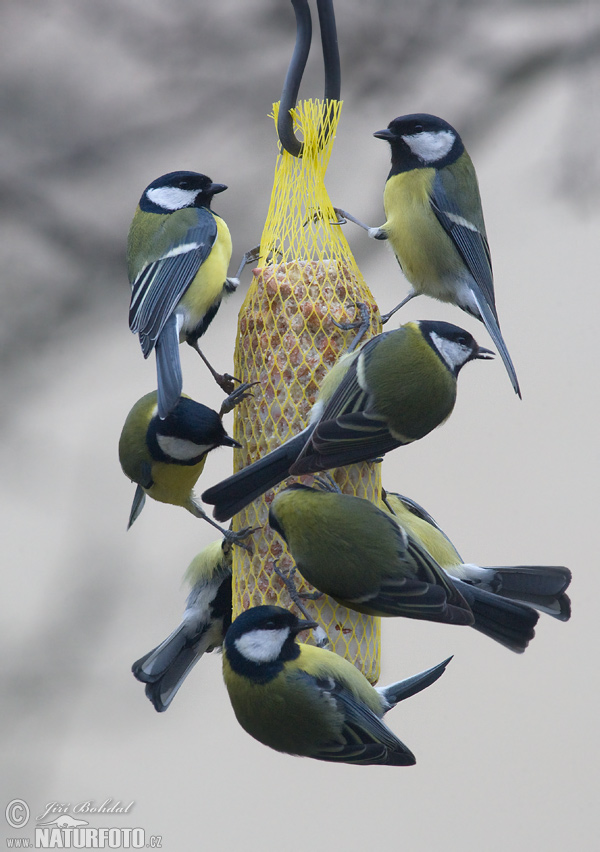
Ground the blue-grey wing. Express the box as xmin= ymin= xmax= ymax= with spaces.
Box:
xmin=430 ymin=171 xmax=497 ymax=321
xmin=290 ymin=410 xmax=399 ymax=475
xmin=129 ymin=214 xmax=217 ymax=357
xmin=298 ymin=673 xmax=415 ymax=766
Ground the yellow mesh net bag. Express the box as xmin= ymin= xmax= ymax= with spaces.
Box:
xmin=231 ymin=99 xmax=382 ymax=682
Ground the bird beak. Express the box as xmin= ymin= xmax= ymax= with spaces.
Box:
xmin=222 ymin=435 xmax=242 ymax=448
xmin=475 ymin=346 xmax=495 ymax=360
xmin=293 ymin=619 xmax=319 ymax=634
xmin=373 ymin=128 xmax=395 ymax=141
xmin=209 ymin=182 xmax=228 ymax=195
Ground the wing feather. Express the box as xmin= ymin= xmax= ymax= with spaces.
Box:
xmin=430 ymin=172 xmax=497 ymax=320
xmin=297 ymin=673 xmax=416 ymax=766
xmin=129 ymin=216 xmax=217 ymax=356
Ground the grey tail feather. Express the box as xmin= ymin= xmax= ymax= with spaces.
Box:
xmin=499 ymin=591 xmax=571 ymax=621
xmin=473 ymin=292 xmax=521 ymax=398
xmin=127 ymin=485 xmax=146 ymax=529
xmin=143 ymin=648 xmax=203 ymax=712
xmin=481 ymin=566 xmax=572 ymax=621
xmin=378 ymin=656 xmax=452 ymax=709
xmin=132 ymin=626 xmax=205 ymax=713
xmin=482 ymin=565 xmax=571 ymax=597
xmin=453 ymin=578 xmax=539 ymax=653
xmin=132 ymin=624 xmax=188 ymax=683
xmin=155 ymin=315 xmax=182 ymax=419
xmin=201 ymin=429 xmax=312 ymax=522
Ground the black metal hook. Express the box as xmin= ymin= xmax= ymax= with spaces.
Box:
xmin=277 ymin=0 xmax=341 ymax=158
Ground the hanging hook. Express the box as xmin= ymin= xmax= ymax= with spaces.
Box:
xmin=277 ymin=0 xmax=341 ymax=157
xmin=278 ymin=0 xmax=312 ymax=157
xmin=318 ymin=0 xmax=341 ymax=103
xmin=316 ymin=0 xmax=341 ymax=149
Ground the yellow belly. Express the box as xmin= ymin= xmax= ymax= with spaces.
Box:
xmin=383 ymin=170 xmax=461 ymax=300
xmin=179 ymin=216 xmax=233 ymax=327
xmin=147 ymin=458 xmax=206 ymax=508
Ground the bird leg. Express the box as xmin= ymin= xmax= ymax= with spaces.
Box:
xmin=379 ymin=290 xmax=417 ymax=325
xmin=230 ymin=244 xmax=261 ymax=284
xmin=189 ymin=501 xmax=258 ymax=551
xmin=272 ymin=561 xmax=329 ymax=647
xmin=332 ymin=301 xmax=371 ymax=351
xmin=187 ymin=340 xmax=241 ymax=395
xmin=219 ymin=382 xmax=259 ymax=417
xmin=331 ymin=208 xmax=387 ymax=241
xmin=279 ymin=567 xmax=324 ymax=602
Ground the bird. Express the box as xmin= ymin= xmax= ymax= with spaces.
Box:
xmin=202 ymin=319 xmax=493 ymax=521
xmin=132 ymin=538 xmax=232 ymax=712
xmin=268 ymin=484 xmax=550 ymax=652
xmin=128 ymin=170 xmax=238 ymax=419
xmin=382 ymin=490 xmax=571 ymax=623
xmin=339 ymin=113 xmax=520 ymax=397
xmin=118 ymin=389 xmax=251 ymax=543
xmin=222 ymin=605 xmax=452 ymax=766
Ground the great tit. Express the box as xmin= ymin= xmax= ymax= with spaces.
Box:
xmin=222 ymin=605 xmax=451 ymax=766
xmin=118 ymin=390 xmax=247 ymax=542
xmin=128 ymin=170 xmax=237 ymax=419
xmin=269 ymin=484 xmax=549 ymax=652
xmin=202 ymin=319 xmax=492 ymax=521
xmin=132 ymin=539 xmax=232 ymax=712
xmin=340 ymin=114 xmax=520 ymax=397
xmin=383 ymin=490 xmax=571 ymax=622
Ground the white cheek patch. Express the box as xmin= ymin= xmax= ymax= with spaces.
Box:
xmin=235 ymin=628 xmax=290 ymax=663
xmin=429 ymin=331 xmax=471 ymax=371
xmin=156 ymin=434 xmax=211 ymax=460
xmin=146 ymin=186 xmax=199 ymax=210
xmin=402 ymin=130 xmax=455 ymax=163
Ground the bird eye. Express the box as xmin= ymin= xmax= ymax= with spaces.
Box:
xmin=414 ymin=124 xmax=423 ymax=132
xmin=264 ymin=620 xmax=276 ymax=630
xmin=178 ymin=179 xmax=191 ymax=189
xmin=456 ymin=334 xmax=470 ymax=346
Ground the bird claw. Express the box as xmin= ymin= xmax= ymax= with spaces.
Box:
xmin=273 ymin=560 xmax=298 ymax=593
xmin=223 ymin=525 xmax=260 ymax=552
xmin=331 ymin=207 xmax=348 ymax=226
xmin=332 ymin=302 xmax=371 ymax=350
xmin=219 ymin=381 xmax=259 ymax=416
xmin=273 ymin=562 xmax=324 ymax=608
xmin=215 ymin=373 xmax=240 ymax=396
xmin=307 ymin=207 xmax=347 ymax=227
xmin=312 ymin=473 xmax=342 ymax=494
xmin=232 ymin=245 xmax=261 ymax=281
xmin=298 ymin=590 xmax=324 ymax=601
xmin=272 ymin=561 xmax=328 ymax=647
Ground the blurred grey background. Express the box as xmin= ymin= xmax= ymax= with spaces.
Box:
xmin=2 ymin=1 xmax=598 ymax=849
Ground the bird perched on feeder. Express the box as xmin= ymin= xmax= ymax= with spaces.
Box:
xmin=382 ymin=490 xmax=571 ymax=623
xmin=222 ymin=605 xmax=451 ymax=766
xmin=118 ymin=389 xmax=251 ymax=544
xmin=128 ymin=170 xmax=238 ymax=419
xmin=202 ymin=319 xmax=493 ymax=521
xmin=338 ymin=113 xmax=520 ymax=397
xmin=132 ymin=538 xmax=233 ymax=712
xmin=269 ymin=484 xmax=550 ymax=652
